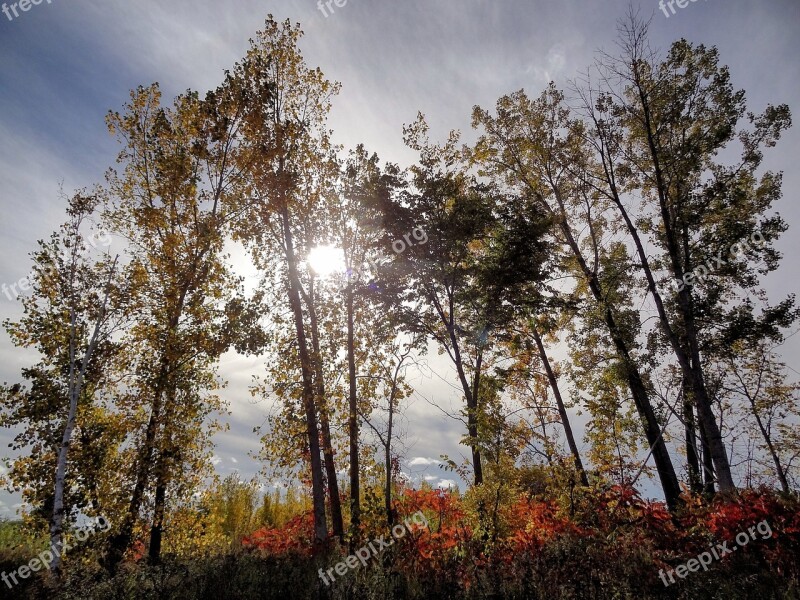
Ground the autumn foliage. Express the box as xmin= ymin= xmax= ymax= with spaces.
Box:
xmin=234 ymin=485 xmax=800 ymax=598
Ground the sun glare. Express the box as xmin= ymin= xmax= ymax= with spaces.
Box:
xmin=307 ymin=245 xmax=346 ymax=278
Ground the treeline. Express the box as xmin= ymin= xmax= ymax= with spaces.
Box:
xmin=1 ymin=11 xmax=798 ymax=591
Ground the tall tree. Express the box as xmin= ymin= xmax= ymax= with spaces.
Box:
xmin=472 ymin=87 xmax=683 ymax=509
xmin=229 ymin=17 xmax=342 ymax=544
xmin=572 ymin=12 xmax=795 ymax=492
xmin=377 ymin=116 xmax=551 ymax=487
xmin=1 ymin=194 xmax=125 ymax=577
xmin=327 ymin=145 xmax=410 ymax=532
xmin=103 ymin=82 xmax=243 ymax=568
xmin=50 ymin=230 xmax=118 ymax=575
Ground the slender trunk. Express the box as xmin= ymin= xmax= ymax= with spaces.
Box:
xmin=52 ymin=259 xmax=116 ymax=576
xmin=526 ymin=175 xmax=682 ymax=508
xmin=699 ymin=420 xmax=716 ymax=495
xmin=686 ymin=334 xmax=734 ymax=490
xmin=594 ymin=144 xmax=734 ymax=494
xmin=552 ymin=205 xmax=681 ymax=510
xmin=747 ymin=399 xmax=790 ymax=493
xmin=614 ymin=334 xmax=681 ymax=511
xmin=148 ymin=392 xmax=177 ymax=564
xmin=531 ymin=325 xmax=589 ymax=486
xmin=500 ymin=168 xmax=680 ymax=505
xmin=50 ymin=310 xmax=81 ymax=577
xmin=106 ymin=182 xmax=221 ymax=572
xmin=428 ymin=287 xmax=485 ymax=486
xmin=683 ymin=390 xmax=703 ymax=495
xmin=384 ymin=353 xmax=406 ymax=528
xmin=466 ymin=407 xmax=483 ymax=485
xmin=471 ymin=348 xmax=484 ymax=486
xmin=442 ymin=321 xmax=483 ymax=485
xmin=346 ymin=287 xmax=360 ymax=530
xmin=315 ymin=386 xmax=344 ymax=540
xmin=280 ymin=205 xmax=328 ymax=544
xmin=385 ymin=414 xmax=394 ymax=528
xmin=306 ymin=279 xmax=344 ymax=540
xmin=631 ymin=70 xmax=736 ymax=493
xmin=107 ymin=308 xmax=186 ymax=572
xmin=105 ymin=365 xmax=168 ymax=571
xmin=106 ymin=272 xmax=195 ymax=572
xmin=148 ymin=469 xmax=167 ymax=563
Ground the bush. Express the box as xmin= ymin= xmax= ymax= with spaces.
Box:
xmin=4 ymin=489 xmax=799 ymax=599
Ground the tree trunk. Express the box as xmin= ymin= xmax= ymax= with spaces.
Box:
xmin=442 ymin=321 xmax=483 ymax=486
xmin=551 ymin=202 xmax=682 ymax=510
xmin=385 ymin=403 xmax=395 ymax=528
xmin=629 ymin=65 xmax=736 ymax=493
xmin=52 ymin=259 xmax=116 ymax=576
xmin=148 ymin=469 xmax=167 ymax=563
xmin=50 ymin=311 xmax=81 ymax=577
xmin=531 ymin=325 xmax=589 ymax=486
xmin=105 ymin=366 xmax=167 ymax=572
xmin=306 ymin=278 xmax=345 ymax=540
xmin=105 ymin=269 xmax=199 ymax=572
xmin=699 ymin=420 xmax=716 ymax=495
xmin=470 ymin=348 xmax=484 ymax=486
xmin=384 ymin=352 xmax=407 ymax=528
xmin=280 ymin=205 xmax=328 ymax=544
xmin=346 ymin=287 xmax=360 ymax=530
xmin=586 ymin=131 xmax=735 ymax=494
xmin=683 ymin=390 xmax=703 ymax=494
xmin=148 ymin=405 xmax=177 ymax=563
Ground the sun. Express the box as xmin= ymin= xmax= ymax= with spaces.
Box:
xmin=306 ymin=245 xmax=346 ymax=278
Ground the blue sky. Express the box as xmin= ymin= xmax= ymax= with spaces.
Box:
xmin=0 ymin=0 xmax=798 ymax=517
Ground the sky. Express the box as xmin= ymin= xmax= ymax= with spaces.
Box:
xmin=0 ymin=0 xmax=798 ymax=517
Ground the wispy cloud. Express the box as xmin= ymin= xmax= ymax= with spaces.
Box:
xmin=408 ymin=457 xmax=441 ymax=467
xmin=0 ymin=0 xmax=797 ymax=515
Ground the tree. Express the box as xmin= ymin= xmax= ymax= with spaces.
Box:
xmin=571 ymin=11 xmax=795 ymax=493
xmin=357 ymin=334 xmax=416 ymax=527
xmin=103 ymin=81 xmax=244 ymax=568
xmin=718 ymin=341 xmax=799 ymax=492
xmin=229 ymin=17 xmax=342 ymax=545
xmin=472 ymin=85 xmax=682 ymax=509
xmin=1 ymin=194 xmax=123 ymax=578
xmin=49 ymin=213 xmax=118 ymax=575
xmin=375 ymin=116 xmax=551 ymax=488
xmin=326 ymin=145 xmax=410 ymax=532
xmin=506 ymin=316 xmax=589 ymax=487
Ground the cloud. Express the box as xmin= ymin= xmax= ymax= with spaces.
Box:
xmin=408 ymin=457 xmax=441 ymax=467
xmin=524 ymin=44 xmax=568 ymax=84
xmin=0 ymin=0 xmax=797 ymax=513
xmin=437 ymin=479 xmax=457 ymax=490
